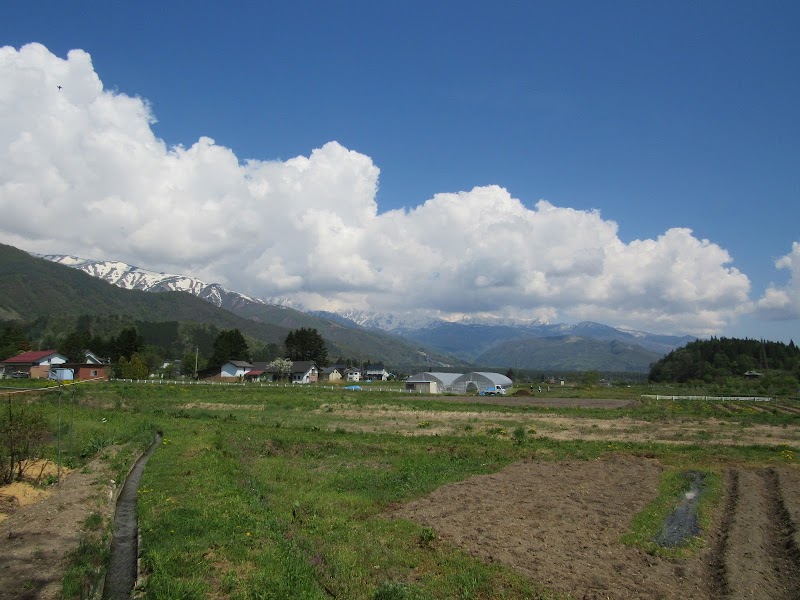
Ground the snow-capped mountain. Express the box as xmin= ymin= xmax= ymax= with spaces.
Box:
xmin=33 ymin=253 xmax=273 ymax=313
xmin=34 ymin=252 xmax=694 ymax=366
xmin=314 ymin=309 xmax=546 ymax=332
xmin=315 ymin=310 xmax=692 ymax=359
xmin=315 ymin=309 xmax=691 ymax=354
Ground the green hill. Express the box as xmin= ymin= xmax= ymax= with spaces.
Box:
xmin=649 ymin=337 xmax=800 ymax=382
xmin=474 ymin=335 xmax=663 ymax=372
xmin=0 ymin=243 xmax=452 ymax=366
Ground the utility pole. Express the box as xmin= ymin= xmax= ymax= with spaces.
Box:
xmin=195 ymin=345 xmax=199 ymax=379
xmin=57 ymin=375 xmax=62 ymax=484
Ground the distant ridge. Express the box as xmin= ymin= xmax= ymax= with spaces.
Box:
xmin=33 ymin=250 xmax=694 ymax=371
xmin=25 ymin=249 xmax=458 ymax=367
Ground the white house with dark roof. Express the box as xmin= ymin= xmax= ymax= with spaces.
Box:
xmin=220 ymin=360 xmax=253 ymax=379
xmin=344 ymin=367 xmax=361 ymax=382
xmin=365 ymin=365 xmax=390 ymax=381
xmin=290 ymin=361 xmax=318 ymax=383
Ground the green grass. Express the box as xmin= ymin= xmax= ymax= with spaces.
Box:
xmin=1 ymin=380 xmax=796 ymax=598
xmin=61 ymin=535 xmax=109 ymax=599
xmin=137 ymin=423 xmax=553 ymax=599
xmin=621 ymin=469 xmax=723 ymax=558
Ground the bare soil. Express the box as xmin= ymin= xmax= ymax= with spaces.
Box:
xmin=0 ymin=456 xmax=118 ymax=600
xmin=393 ymin=456 xmax=800 ymax=599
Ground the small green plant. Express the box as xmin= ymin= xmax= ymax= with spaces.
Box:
xmin=292 ymin=500 xmax=301 ymax=523
xmin=419 ymin=527 xmax=436 ymax=547
xmin=83 ymin=512 xmax=103 ymax=530
xmin=373 ymin=580 xmax=412 ymax=600
xmin=80 ymin=435 xmax=115 ymax=459
xmin=61 ymin=535 xmax=109 ymax=599
xmin=511 ymin=426 xmax=527 ymax=445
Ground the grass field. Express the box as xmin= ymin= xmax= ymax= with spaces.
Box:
xmin=3 ymin=380 xmax=799 ymax=598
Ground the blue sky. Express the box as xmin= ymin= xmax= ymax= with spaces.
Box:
xmin=2 ymin=1 xmax=798 ymax=341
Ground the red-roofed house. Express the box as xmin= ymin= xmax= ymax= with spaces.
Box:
xmin=1 ymin=350 xmax=67 ymax=379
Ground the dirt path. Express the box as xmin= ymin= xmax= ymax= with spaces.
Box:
xmin=393 ymin=457 xmax=800 ymax=599
xmin=0 ymin=458 xmax=117 ymax=600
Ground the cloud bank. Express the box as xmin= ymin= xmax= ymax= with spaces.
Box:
xmin=757 ymin=242 xmax=800 ymax=320
xmin=0 ymin=43 xmax=780 ymax=336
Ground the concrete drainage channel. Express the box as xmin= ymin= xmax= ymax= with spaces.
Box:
xmin=655 ymin=471 xmax=706 ymax=548
xmin=103 ymin=432 xmax=163 ymax=600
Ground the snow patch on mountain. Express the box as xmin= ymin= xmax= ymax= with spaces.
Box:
xmin=33 ymin=251 xmax=693 ymax=357
xmin=33 ymin=253 xmax=268 ymax=309
xmin=330 ymin=309 xmax=547 ymax=332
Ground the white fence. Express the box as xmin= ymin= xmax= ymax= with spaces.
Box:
xmin=641 ymin=394 xmax=773 ymax=402
xmin=112 ymin=378 xmax=413 ymax=392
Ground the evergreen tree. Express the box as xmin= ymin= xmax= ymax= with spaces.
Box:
xmin=59 ymin=329 xmax=91 ymax=362
xmin=649 ymin=337 xmax=800 ymax=382
xmin=285 ymin=328 xmax=328 ymax=366
xmin=208 ymin=329 xmax=251 ymax=368
xmin=114 ymin=327 xmax=144 ymax=362
xmin=0 ymin=325 xmax=31 ymax=360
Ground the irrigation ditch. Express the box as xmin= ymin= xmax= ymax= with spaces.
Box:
xmin=102 ymin=431 xmax=162 ymax=600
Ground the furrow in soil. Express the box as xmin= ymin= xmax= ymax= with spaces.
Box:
xmin=723 ymin=468 xmax=800 ymax=600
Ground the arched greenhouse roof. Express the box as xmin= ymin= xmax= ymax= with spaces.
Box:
xmin=451 ymin=372 xmax=512 ymax=392
xmin=405 ymin=372 xmax=462 ymax=387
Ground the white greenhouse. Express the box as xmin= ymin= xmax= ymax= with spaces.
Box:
xmin=404 ymin=372 xmax=462 ymax=394
xmin=451 ymin=372 xmax=512 ymax=394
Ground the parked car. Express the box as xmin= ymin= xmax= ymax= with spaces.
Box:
xmin=480 ymin=385 xmax=507 ymax=396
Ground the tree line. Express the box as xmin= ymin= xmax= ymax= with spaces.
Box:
xmin=1 ymin=320 xmax=329 ymax=379
xmin=648 ymin=337 xmax=800 ymax=383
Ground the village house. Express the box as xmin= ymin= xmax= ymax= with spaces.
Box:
xmin=344 ymin=367 xmax=361 ymax=382
xmin=319 ymin=366 xmax=344 ymax=382
xmin=1 ymin=349 xmax=110 ymax=381
xmin=365 ymin=365 xmax=391 ymax=381
xmin=0 ymin=350 xmax=67 ymax=378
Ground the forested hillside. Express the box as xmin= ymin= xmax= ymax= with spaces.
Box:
xmin=475 ymin=335 xmax=662 ymax=372
xmin=0 ymin=243 xmax=449 ymax=367
xmin=648 ymin=337 xmax=800 ymax=383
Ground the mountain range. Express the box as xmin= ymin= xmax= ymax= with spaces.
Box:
xmin=0 ymin=244 xmax=454 ymax=367
xmin=31 ymin=250 xmax=694 ymax=372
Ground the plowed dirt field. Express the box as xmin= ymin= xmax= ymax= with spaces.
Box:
xmin=394 ymin=456 xmax=800 ymax=599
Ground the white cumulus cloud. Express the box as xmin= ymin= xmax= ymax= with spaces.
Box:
xmin=757 ymin=242 xmax=800 ymax=320
xmin=0 ymin=43 xmax=762 ymax=336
